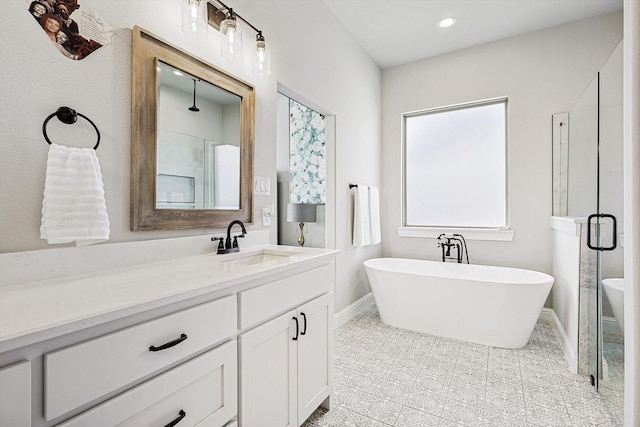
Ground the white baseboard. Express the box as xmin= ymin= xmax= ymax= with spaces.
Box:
xmin=541 ymin=308 xmax=578 ymax=373
xmin=334 ymin=292 xmax=375 ymax=328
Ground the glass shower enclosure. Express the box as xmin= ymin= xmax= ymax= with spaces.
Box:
xmin=556 ymin=41 xmax=624 ymax=424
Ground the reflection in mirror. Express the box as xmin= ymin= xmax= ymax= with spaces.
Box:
xmin=156 ymin=61 xmax=241 ymax=210
xmin=131 ymin=27 xmax=254 ymax=231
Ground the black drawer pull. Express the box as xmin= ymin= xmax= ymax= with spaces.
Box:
xmin=149 ymin=334 xmax=188 ymax=352
xmin=164 ymin=410 xmax=186 ymax=427
xmin=300 ymin=312 xmax=307 ymax=336
xmin=292 ymin=316 xmax=299 ymax=341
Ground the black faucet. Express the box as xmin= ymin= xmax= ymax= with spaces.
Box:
xmin=437 ymin=233 xmax=469 ymax=263
xmin=437 ymin=233 xmax=462 ymax=263
xmin=212 ymin=220 xmax=247 ymax=254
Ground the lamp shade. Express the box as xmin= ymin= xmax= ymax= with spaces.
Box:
xmin=181 ymin=0 xmax=208 ymax=40
xmin=287 ymin=203 xmax=316 ymax=223
xmin=252 ymin=33 xmax=271 ymax=77
xmin=220 ymin=13 xmax=243 ymax=60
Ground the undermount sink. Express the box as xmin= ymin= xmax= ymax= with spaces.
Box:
xmin=223 ymin=249 xmax=301 ymax=266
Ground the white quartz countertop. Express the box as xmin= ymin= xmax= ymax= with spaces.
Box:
xmin=0 ymin=245 xmax=338 ymax=353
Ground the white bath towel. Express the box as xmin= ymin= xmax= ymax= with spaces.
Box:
xmin=369 ymin=186 xmax=381 ymax=245
xmin=352 ymin=184 xmax=371 ymax=247
xmin=40 ymin=143 xmax=110 ymax=246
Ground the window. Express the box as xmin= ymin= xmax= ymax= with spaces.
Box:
xmin=403 ymin=98 xmax=508 ymax=230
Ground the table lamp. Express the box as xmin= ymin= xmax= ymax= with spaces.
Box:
xmin=286 ymin=203 xmax=317 ymax=246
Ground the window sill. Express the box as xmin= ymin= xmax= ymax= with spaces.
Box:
xmin=397 ymin=227 xmax=514 ymax=242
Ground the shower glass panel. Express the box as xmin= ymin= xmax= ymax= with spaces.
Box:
xmin=567 ymin=72 xmax=600 ymax=392
xmin=597 ymin=43 xmax=624 ymax=426
xmin=566 ymin=41 xmax=623 ymax=426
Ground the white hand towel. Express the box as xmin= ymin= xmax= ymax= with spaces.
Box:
xmin=40 ymin=143 xmax=110 ymax=246
xmin=369 ymin=186 xmax=381 ymax=245
xmin=352 ymin=184 xmax=371 ymax=247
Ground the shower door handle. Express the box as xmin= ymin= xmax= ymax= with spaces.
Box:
xmin=586 ymin=214 xmax=617 ymax=251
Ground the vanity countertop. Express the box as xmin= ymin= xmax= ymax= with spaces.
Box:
xmin=0 ymin=245 xmax=338 ymax=353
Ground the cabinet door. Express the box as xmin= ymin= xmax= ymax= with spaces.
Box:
xmin=297 ymin=293 xmax=333 ymax=423
xmin=0 ymin=361 xmax=31 ymax=427
xmin=239 ymin=310 xmax=297 ymax=427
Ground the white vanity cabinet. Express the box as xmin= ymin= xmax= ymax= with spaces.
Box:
xmin=0 ymin=361 xmax=31 ymax=426
xmin=0 ymin=245 xmax=337 ymax=427
xmin=238 ymin=268 xmax=333 ymax=427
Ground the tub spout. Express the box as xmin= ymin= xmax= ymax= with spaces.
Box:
xmin=437 ymin=233 xmax=469 ymax=263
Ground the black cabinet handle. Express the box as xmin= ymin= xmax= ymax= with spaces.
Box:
xmin=164 ymin=410 xmax=186 ymax=427
xmin=149 ymin=333 xmax=188 ymax=352
xmin=292 ymin=316 xmax=299 ymax=341
xmin=300 ymin=312 xmax=307 ymax=336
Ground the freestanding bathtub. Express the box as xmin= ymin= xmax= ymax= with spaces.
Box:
xmin=364 ymin=258 xmax=554 ymax=349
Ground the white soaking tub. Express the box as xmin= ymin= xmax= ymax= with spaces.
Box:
xmin=602 ymin=278 xmax=624 ymax=334
xmin=364 ymin=258 xmax=554 ymax=349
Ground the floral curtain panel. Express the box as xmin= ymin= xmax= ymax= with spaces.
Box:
xmin=289 ymin=99 xmax=326 ymax=204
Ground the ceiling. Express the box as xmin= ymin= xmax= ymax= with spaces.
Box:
xmin=323 ymin=0 xmax=623 ymax=69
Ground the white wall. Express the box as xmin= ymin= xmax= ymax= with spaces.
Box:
xmin=381 ymin=12 xmax=623 ymax=275
xmin=623 ymin=0 xmax=640 ymax=423
xmin=0 ymin=0 xmax=382 ymax=312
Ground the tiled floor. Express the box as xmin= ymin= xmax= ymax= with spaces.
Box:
xmin=601 ymin=330 xmax=624 ymax=426
xmin=303 ymin=307 xmax=619 ymax=427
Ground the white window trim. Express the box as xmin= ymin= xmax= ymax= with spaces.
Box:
xmin=397 ymin=226 xmax=514 ymax=241
xmin=401 ymin=97 xmax=511 ymax=240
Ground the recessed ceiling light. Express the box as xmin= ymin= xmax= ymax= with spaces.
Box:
xmin=437 ymin=17 xmax=457 ymax=29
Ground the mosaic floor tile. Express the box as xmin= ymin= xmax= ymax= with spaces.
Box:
xmin=304 ymin=307 xmax=620 ymax=427
xmin=394 ymin=406 xmax=441 ymax=426
xmin=440 ymin=399 xmax=485 ymax=426
xmin=302 ymin=406 xmax=392 ymax=427
xmin=525 ymin=403 xmax=573 ymax=426
xmin=402 ymin=387 xmax=447 ymax=416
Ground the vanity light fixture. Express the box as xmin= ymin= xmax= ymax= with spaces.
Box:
xmin=220 ymin=8 xmax=243 ymax=60
xmin=181 ymin=0 xmax=208 ymax=40
xmin=252 ymin=31 xmax=271 ymax=77
xmin=202 ymin=0 xmax=272 ymax=77
xmin=437 ymin=16 xmax=457 ymax=29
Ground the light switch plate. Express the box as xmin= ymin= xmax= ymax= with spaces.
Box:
xmin=254 ymin=177 xmax=271 ymax=196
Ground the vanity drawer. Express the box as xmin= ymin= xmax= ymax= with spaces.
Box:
xmin=45 ymin=295 xmax=237 ymax=421
xmin=239 ymin=263 xmax=333 ymax=329
xmin=57 ymin=340 xmax=237 ymax=427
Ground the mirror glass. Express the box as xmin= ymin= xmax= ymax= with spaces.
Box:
xmin=156 ymin=61 xmax=241 ymax=210
xmin=131 ymin=27 xmax=254 ymax=231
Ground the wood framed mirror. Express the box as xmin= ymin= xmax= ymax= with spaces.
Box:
xmin=131 ymin=26 xmax=254 ymax=230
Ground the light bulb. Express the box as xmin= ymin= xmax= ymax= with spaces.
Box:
xmin=437 ymin=17 xmax=457 ymax=29
xmin=252 ymin=34 xmax=271 ymax=77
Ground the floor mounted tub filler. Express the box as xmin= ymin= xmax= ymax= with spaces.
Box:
xmin=364 ymin=258 xmax=554 ymax=349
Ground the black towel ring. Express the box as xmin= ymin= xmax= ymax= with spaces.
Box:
xmin=42 ymin=106 xmax=101 ymax=150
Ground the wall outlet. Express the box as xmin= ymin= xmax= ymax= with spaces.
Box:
xmin=262 ymin=206 xmax=272 ymax=226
